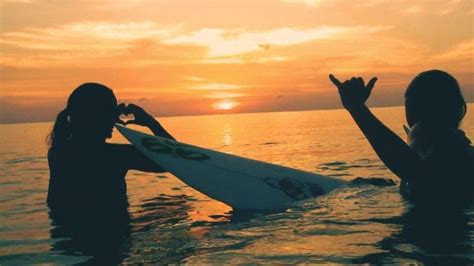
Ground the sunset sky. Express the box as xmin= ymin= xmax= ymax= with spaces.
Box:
xmin=0 ymin=0 xmax=473 ymax=123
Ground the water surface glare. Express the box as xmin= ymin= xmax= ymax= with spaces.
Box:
xmin=0 ymin=106 xmax=473 ymax=264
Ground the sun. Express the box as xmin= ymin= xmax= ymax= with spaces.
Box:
xmin=214 ymin=101 xmax=238 ymax=111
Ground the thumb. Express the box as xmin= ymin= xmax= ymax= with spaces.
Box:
xmin=329 ymin=74 xmax=342 ymax=88
xmin=366 ymin=77 xmax=378 ymax=93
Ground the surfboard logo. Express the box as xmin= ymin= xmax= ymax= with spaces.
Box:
xmin=264 ymin=177 xmax=325 ymax=200
xmin=141 ymin=137 xmax=211 ymax=161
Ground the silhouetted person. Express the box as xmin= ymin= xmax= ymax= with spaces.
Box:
xmin=353 ymin=204 xmax=472 ymax=264
xmin=329 ymin=70 xmax=473 ymax=207
xmin=46 ymin=83 xmax=175 ymax=263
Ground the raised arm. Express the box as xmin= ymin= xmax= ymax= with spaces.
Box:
xmin=329 ymin=74 xmax=422 ymax=180
xmin=118 ymin=103 xmax=175 ymax=172
xmin=124 ymin=103 xmax=175 ymax=140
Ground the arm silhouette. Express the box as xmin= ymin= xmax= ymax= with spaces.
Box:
xmin=124 ymin=103 xmax=175 ymax=140
xmin=119 ymin=103 xmax=175 ymax=172
xmin=329 ymin=74 xmax=422 ymax=180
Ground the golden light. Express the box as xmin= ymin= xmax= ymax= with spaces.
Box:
xmin=214 ymin=101 xmax=238 ymax=111
xmin=1 ymin=1 xmax=473 ymax=123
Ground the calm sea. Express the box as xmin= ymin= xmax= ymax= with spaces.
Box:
xmin=0 ymin=106 xmax=473 ymax=264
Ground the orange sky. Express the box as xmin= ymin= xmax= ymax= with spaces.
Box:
xmin=0 ymin=0 xmax=473 ymax=123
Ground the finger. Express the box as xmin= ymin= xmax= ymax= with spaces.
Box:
xmin=124 ymin=104 xmax=136 ymax=115
xmin=356 ymin=77 xmax=365 ymax=88
xmin=329 ymin=74 xmax=343 ymax=88
xmin=116 ymin=103 xmax=127 ymax=115
xmin=116 ymin=119 xmax=126 ymax=125
xmin=342 ymin=80 xmax=349 ymax=88
xmin=128 ymin=103 xmax=142 ymax=110
xmin=124 ymin=119 xmax=137 ymax=126
xmin=126 ymin=103 xmax=144 ymax=115
xmin=349 ymin=77 xmax=359 ymax=87
xmin=366 ymin=77 xmax=378 ymax=92
xmin=123 ymin=104 xmax=131 ymax=115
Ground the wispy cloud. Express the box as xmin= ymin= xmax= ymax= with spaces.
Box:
xmin=165 ymin=26 xmax=391 ymax=57
xmin=184 ymin=76 xmax=207 ymax=82
xmin=205 ymin=92 xmax=246 ymax=99
xmin=187 ymin=83 xmax=247 ymax=101
xmin=281 ymin=0 xmax=321 ymax=7
xmin=402 ymin=5 xmax=422 ymax=15
xmin=2 ymin=0 xmax=37 ymax=2
xmin=189 ymin=83 xmax=243 ymax=90
xmin=0 ymin=22 xmax=391 ymax=67
xmin=440 ymin=0 xmax=463 ymax=15
xmin=0 ymin=21 xmax=176 ymax=51
xmin=430 ymin=39 xmax=474 ymax=71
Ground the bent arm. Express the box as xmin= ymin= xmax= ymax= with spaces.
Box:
xmin=124 ymin=103 xmax=176 ymax=141
xmin=146 ymin=118 xmax=175 ymax=141
xmin=114 ymin=144 xmax=167 ymax=173
xmin=348 ymin=105 xmax=422 ymax=180
xmin=116 ymin=103 xmax=175 ymax=172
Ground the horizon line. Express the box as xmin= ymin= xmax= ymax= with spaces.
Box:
xmin=4 ymin=103 xmax=473 ymax=125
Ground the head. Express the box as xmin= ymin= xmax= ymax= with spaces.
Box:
xmin=48 ymin=83 xmax=119 ymax=148
xmin=405 ymin=70 xmax=467 ymax=129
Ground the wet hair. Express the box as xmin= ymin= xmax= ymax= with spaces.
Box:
xmin=47 ymin=83 xmax=117 ymax=148
xmin=405 ymin=70 xmax=467 ymax=128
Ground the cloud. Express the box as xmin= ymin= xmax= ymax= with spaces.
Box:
xmin=281 ymin=0 xmax=321 ymax=7
xmin=0 ymin=21 xmax=205 ymax=67
xmin=430 ymin=39 xmax=474 ymax=72
xmin=401 ymin=1 xmax=463 ymax=15
xmin=0 ymin=21 xmax=176 ymax=51
xmin=402 ymin=5 xmax=422 ymax=14
xmin=440 ymin=0 xmax=463 ymax=15
xmin=184 ymin=76 xmax=206 ymax=82
xmin=2 ymin=0 xmax=37 ymax=2
xmin=187 ymin=82 xmax=247 ymax=101
xmin=164 ymin=26 xmax=391 ymax=57
xmin=0 ymin=22 xmax=390 ymax=68
xmin=188 ymin=83 xmax=243 ymax=90
xmin=432 ymin=39 xmax=474 ymax=60
xmin=200 ymin=58 xmax=245 ymax=64
xmin=205 ymin=92 xmax=246 ymax=99
xmin=357 ymin=0 xmax=390 ymax=8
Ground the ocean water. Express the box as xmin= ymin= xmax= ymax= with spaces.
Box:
xmin=0 ymin=106 xmax=473 ymax=264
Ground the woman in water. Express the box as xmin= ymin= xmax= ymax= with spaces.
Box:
xmin=329 ymin=70 xmax=473 ymax=206
xmin=46 ymin=83 xmax=175 ymax=216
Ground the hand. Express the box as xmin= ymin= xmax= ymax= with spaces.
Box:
xmin=329 ymin=74 xmax=377 ymax=111
xmin=123 ymin=103 xmax=155 ymax=127
xmin=115 ymin=103 xmax=127 ymax=125
xmin=124 ymin=103 xmax=175 ymax=140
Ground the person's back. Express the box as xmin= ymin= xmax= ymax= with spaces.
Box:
xmin=47 ymin=143 xmax=129 ymax=215
xmin=401 ymin=123 xmax=474 ymax=206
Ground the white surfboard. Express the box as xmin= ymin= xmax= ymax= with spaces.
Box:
xmin=116 ymin=124 xmax=347 ymax=211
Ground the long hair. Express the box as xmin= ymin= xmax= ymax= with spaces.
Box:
xmin=404 ymin=71 xmax=472 ymax=203
xmin=47 ymin=108 xmax=72 ymax=148
xmin=47 ymin=83 xmax=116 ymax=149
xmin=405 ymin=70 xmax=467 ymax=128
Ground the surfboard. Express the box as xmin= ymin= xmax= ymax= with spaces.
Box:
xmin=116 ymin=124 xmax=347 ymax=211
